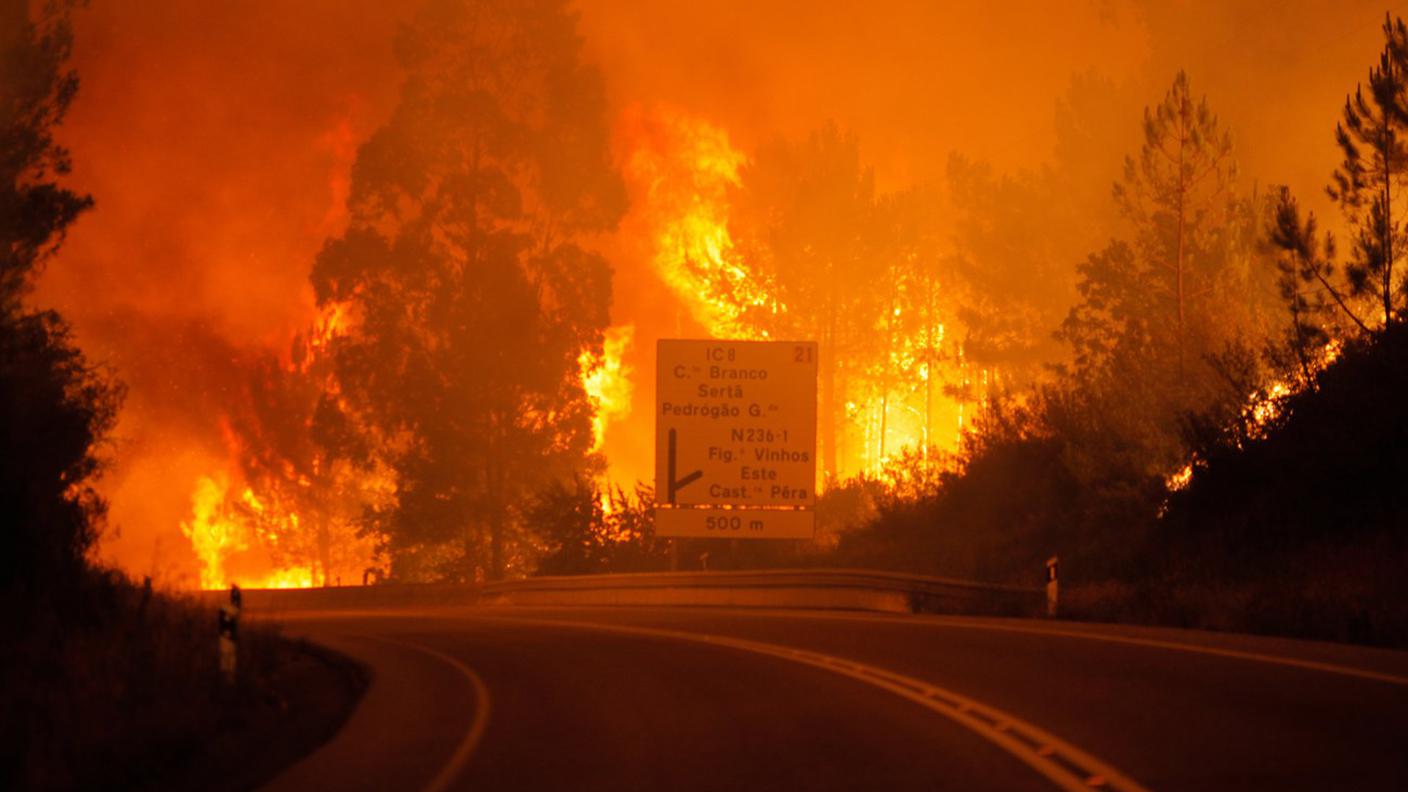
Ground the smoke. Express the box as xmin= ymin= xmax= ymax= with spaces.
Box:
xmin=33 ymin=0 xmax=1399 ymax=581
xmin=34 ymin=0 xmax=404 ymax=583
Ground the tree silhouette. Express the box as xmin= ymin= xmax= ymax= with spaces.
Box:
xmin=1057 ymin=72 xmax=1281 ymax=471
xmin=1266 ymin=189 xmax=1354 ymax=386
xmin=310 ymin=0 xmax=624 ymax=581
xmin=1316 ymin=14 xmax=1408 ymax=332
xmin=1112 ymin=71 xmax=1236 ymax=380
xmin=0 ymin=0 xmax=122 ymax=598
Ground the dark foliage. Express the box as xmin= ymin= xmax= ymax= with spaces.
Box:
xmin=1160 ymin=326 xmax=1408 ymax=571
xmin=0 ymin=0 xmax=92 ymax=314
xmin=2 ymin=573 xmax=363 ymax=790
xmin=837 ymin=397 xmax=1162 ymax=586
xmin=0 ymin=310 xmax=121 ymax=597
xmin=527 ymin=478 xmax=668 ymax=575
xmin=0 ymin=0 xmax=121 ymax=606
xmin=311 ymin=0 xmax=624 ymax=581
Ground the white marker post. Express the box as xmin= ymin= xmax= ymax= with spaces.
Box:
xmin=1045 ymin=556 xmax=1059 ymax=618
xmin=218 ymin=584 xmax=241 ymax=684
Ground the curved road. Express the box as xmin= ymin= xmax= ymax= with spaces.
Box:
xmin=261 ymin=605 xmax=1408 ymax=791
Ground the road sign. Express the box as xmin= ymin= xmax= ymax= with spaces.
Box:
xmin=655 ymin=508 xmax=815 ymax=539
xmin=655 ymin=339 xmax=817 ymax=539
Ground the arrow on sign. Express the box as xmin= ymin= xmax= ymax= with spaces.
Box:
xmin=666 ymin=428 xmax=703 ymax=504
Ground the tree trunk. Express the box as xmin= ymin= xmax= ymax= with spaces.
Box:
xmin=316 ymin=517 xmax=331 ymax=587
xmin=1290 ymin=278 xmax=1314 ymax=389
xmin=820 ymin=302 xmax=838 ymax=483
xmin=1175 ymin=128 xmax=1188 ymax=381
xmin=878 ymin=389 xmax=889 ymax=461
xmin=487 ymin=424 xmax=505 ymax=581
xmin=489 ymin=502 xmax=504 ymax=581
xmin=463 ymin=520 xmax=481 ymax=582
xmin=923 ymin=273 xmax=936 ymax=456
xmin=1383 ymin=145 xmax=1394 ymax=329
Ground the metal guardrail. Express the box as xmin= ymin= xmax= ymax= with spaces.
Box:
xmin=203 ymin=567 xmax=1049 ymax=617
xmin=480 ymin=568 xmax=1045 ymax=617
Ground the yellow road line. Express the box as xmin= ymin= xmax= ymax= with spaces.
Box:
xmin=474 ymin=614 xmax=1150 ymax=792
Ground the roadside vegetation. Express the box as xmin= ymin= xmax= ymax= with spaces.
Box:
xmin=121 ymin=0 xmax=1402 ymax=655
xmin=525 ymin=16 xmax=1408 ymax=648
xmin=0 ymin=4 xmax=363 ymax=787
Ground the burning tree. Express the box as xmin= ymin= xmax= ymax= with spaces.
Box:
xmin=863 ymin=187 xmax=956 ymax=461
xmin=723 ymin=124 xmax=886 ymax=481
xmin=218 ymin=318 xmax=389 ymax=588
xmin=627 ymin=115 xmax=975 ymax=479
xmin=310 ymin=0 xmax=625 ymax=581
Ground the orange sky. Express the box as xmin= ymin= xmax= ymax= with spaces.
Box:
xmin=34 ymin=0 xmax=1398 ymax=581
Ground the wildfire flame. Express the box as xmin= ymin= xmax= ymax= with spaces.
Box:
xmin=178 ymin=104 xmax=980 ymax=585
xmin=179 ymin=300 xmax=379 ymax=589
xmin=1166 ymin=339 xmax=1345 ymax=496
xmin=180 ymin=474 xmax=316 ymax=590
xmin=619 ymin=107 xmax=969 ymax=479
xmin=580 ymin=324 xmax=635 ymax=453
xmin=621 ymin=108 xmax=769 ymax=336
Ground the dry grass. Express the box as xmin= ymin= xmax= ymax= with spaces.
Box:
xmin=1060 ymin=545 xmax=1408 ymax=647
xmin=2 ymin=571 xmax=365 ymax=790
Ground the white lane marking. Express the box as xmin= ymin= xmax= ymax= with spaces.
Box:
xmin=755 ymin=611 xmax=1408 ymax=688
xmin=283 ymin=606 xmax=1408 ymax=685
xmin=366 ymin=635 xmax=492 ymax=792
xmin=473 ymin=614 xmax=1150 ymax=792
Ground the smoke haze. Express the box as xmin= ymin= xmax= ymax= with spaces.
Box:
xmin=34 ymin=0 xmax=1398 ymax=581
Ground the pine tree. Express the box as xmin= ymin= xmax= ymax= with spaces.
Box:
xmin=1326 ymin=14 xmax=1408 ymax=330
xmin=1112 ymin=71 xmax=1236 ymax=380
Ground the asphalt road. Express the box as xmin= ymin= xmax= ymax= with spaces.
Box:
xmin=259 ymin=605 xmax=1408 ymax=791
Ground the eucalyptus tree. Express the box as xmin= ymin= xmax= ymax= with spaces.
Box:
xmin=311 ymin=0 xmax=625 ymax=580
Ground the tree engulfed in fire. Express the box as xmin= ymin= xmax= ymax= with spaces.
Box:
xmin=178 ymin=301 xmax=385 ymax=590
xmin=620 ymin=108 xmax=770 ymax=338
xmin=181 ymin=475 xmax=315 ymax=590
xmin=579 ymin=325 xmax=635 ymax=454
xmin=178 ymin=107 xmax=978 ymax=588
xmin=619 ymin=108 xmax=971 ymax=482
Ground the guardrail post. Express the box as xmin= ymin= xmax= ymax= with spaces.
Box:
xmin=218 ymin=584 xmax=241 ymax=684
xmin=1044 ymin=556 xmax=1059 ymax=618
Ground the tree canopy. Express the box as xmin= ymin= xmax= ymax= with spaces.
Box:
xmin=0 ymin=0 xmax=121 ymax=599
xmin=310 ymin=0 xmax=625 ymax=581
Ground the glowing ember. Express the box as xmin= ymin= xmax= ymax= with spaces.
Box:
xmin=1249 ymin=381 xmax=1292 ymax=435
xmin=304 ymin=300 xmax=353 ymax=361
xmin=1166 ymin=463 xmax=1194 ymax=493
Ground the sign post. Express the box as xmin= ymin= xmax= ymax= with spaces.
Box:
xmin=218 ymin=584 xmax=241 ymax=684
xmin=655 ymin=339 xmax=817 ymax=540
xmin=1045 ymin=556 xmax=1059 ymax=618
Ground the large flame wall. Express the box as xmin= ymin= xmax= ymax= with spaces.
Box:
xmin=35 ymin=0 xmax=1391 ymax=587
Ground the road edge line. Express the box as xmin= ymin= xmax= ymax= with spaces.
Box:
xmin=366 ymin=635 xmax=493 ymax=792
xmin=472 ymin=614 xmax=1149 ymax=792
xmin=777 ymin=612 xmax=1408 ymax=688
